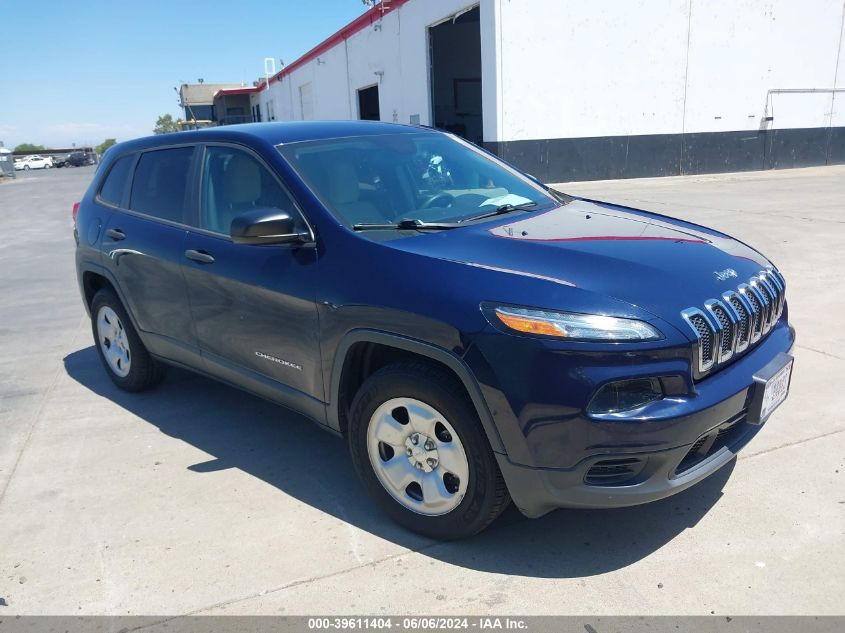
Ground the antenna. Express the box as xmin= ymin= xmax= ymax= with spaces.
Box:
xmin=363 ymin=0 xmax=390 ymax=12
xmin=264 ymin=57 xmax=276 ymax=91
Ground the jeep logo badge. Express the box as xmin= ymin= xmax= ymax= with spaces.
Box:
xmin=714 ymin=268 xmax=738 ymax=281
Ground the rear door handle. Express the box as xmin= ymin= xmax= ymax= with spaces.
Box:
xmin=106 ymin=228 xmax=125 ymax=241
xmin=185 ymin=249 xmax=215 ymax=264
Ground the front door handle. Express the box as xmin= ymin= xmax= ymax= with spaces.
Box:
xmin=185 ymin=249 xmax=215 ymax=264
xmin=106 ymin=228 xmax=125 ymax=241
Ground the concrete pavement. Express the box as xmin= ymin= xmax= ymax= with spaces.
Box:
xmin=0 ymin=165 xmax=842 ymax=615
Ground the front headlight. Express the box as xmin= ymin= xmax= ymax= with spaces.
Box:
xmin=491 ymin=306 xmax=662 ymax=341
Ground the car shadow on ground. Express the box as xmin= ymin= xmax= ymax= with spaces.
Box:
xmin=64 ymin=345 xmax=733 ymax=579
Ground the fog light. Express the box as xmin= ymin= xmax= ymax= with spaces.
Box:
xmin=588 ymin=378 xmax=663 ymax=414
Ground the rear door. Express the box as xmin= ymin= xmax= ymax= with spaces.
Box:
xmin=100 ymin=146 xmax=198 ymax=361
xmin=181 ymin=144 xmax=323 ymax=403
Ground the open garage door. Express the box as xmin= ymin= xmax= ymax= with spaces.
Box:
xmin=358 ymin=85 xmax=380 ymax=121
xmin=429 ymin=6 xmax=483 ymax=144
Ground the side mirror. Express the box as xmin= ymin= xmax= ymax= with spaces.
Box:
xmin=230 ymin=208 xmax=310 ymax=245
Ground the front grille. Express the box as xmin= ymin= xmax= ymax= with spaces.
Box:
xmin=682 ymin=267 xmax=786 ymax=377
xmin=675 ymin=411 xmax=747 ymax=475
xmin=585 ymin=457 xmax=646 ymax=486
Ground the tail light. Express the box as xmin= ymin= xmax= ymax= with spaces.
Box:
xmin=72 ymin=202 xmax=80 ymax=221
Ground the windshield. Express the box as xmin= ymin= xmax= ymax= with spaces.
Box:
xmin=277 ymin=132 xmax=558 ymax=228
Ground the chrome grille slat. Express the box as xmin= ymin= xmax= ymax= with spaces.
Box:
xmin=749 ymin=280 xmax=773 ymax=334
xmin=723 ymin=290 xmax=750 ymax=353
xmin=764 ymin=270 xmax=785 ymax=318
xmin=681 ymin=308 xmax=716 ymax=373
xmin=705 ymin=299 xmax=736 ymax=363
xmin=682 ymin=268 xmax=786 ymax=378
xmin=738 ymin=283 xmax=764 ymax=343
xmin=757 ymin=275 xmax=779 ymax=330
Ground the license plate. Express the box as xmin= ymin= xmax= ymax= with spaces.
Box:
xmin=760 ymin=359 xmax=793 ymax=421
xmin=748 ymin=353 xmax=794 ymax=425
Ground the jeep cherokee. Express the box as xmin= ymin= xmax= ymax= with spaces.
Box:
xmin=74 ymin=121 xmax=795 ymax=539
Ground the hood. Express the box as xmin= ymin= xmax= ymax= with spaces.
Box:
xmin=392 ymin=199 xmax=773 ymax=326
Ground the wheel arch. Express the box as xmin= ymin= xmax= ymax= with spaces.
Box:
xmin=78 ymin=263 xmax=141 ymax=332
xmin=329 ymin=330 xmax=506 ymax=455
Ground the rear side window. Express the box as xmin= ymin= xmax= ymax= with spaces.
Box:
xmin=129 ymin=147 xmax=194 ymax=223
xmin=98 ymin=155 xmax=135 ymax=207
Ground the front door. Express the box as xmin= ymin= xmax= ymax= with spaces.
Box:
xmin=181 ymin=144 xmax=323 ymax=404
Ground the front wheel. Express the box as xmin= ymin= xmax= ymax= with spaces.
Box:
xmin=348 ymin=361 xmax=510 ymax=539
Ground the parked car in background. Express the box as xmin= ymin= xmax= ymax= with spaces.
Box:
xmin=51 ymin=154 xmax=70 ymax=168
xmin=73 ymin=121 xmax=795 ymax=539
xmin=14 ymin=155 xmax=53 ymax=170
xmin=67 ymin=152 xmax=92 ymax=167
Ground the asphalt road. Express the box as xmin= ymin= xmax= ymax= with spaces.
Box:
xmin=0 ymin=165 xmax=842 ymax=615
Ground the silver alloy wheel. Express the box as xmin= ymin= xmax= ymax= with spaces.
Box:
xmin=97 ymin=306 xmax=131 ymax=378
xmin=367 ymin=397 xmax=470 ymax=516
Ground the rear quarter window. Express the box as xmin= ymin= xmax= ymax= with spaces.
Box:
xmin=129 ymin=147 xmax=195 ymax=223
xmin=98 ymin=155 xmax=135 ymax=207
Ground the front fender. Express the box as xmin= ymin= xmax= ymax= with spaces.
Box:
xmin=327 ymin=329 xmax=506 ymax=455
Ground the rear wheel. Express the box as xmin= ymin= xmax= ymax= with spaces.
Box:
xmin=348 ymin=360 xmax=510 ymax=539
xmin=90 ymin=289 xmax=165 ymax=391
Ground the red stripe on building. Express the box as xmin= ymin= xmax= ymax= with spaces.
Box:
xmin=263 ymin=0 xmax=413 ymax=89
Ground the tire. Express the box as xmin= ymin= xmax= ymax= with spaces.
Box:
xmin=23 ymin=165 xmax=29 ymax=171
xmin=90 ymin=288 xmax=165 ymax=392
xmin=348 ymin=360 xmax=510 ymax=539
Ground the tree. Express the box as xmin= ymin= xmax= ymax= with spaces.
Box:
xmin=153 ymin=114 xmax=179 ymax=134
xmin=14 ymin=143 xmax=45 ymax=152
xmin=95 ymin=138 xmax=117 ymax=155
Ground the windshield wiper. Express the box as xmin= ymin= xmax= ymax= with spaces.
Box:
xmin=352 ymin=218 xmax=462 ymax=231
xmin=546 ymin=186 xmax=575 ymax=204
xmin=352 ymin=202 xmax=540 ymax=232
xmin=460 ymin=201 xmax=538 ymax=223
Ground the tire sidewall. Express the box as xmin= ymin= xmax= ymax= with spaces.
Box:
xmin=90 ymin=289 xmax=148 ymax=390
xmin=348 ymin=365 xmax=503 ymax=539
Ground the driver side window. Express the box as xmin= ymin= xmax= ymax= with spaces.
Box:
xmin=201 ymin=146 xmax=297 ymax=235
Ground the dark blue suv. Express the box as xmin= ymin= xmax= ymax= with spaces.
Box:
xmin=74 ymin=121 xmax=795 ymax=539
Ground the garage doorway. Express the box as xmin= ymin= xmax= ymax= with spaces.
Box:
xmin=358 ymin=85 xmax=381 ymax=121
xmin=429 ymin=6 xmax=483 ymax=144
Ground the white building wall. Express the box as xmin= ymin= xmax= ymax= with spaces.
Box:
xmin=498 ymin=0 xmax=845 ymax=142
xmin=247 ymin=0 xmax=845 ymax=179
xmin=253 ymin=1 xmax=498 ymax=133
xmin=835 ymin=15 xmax=845 ymax=128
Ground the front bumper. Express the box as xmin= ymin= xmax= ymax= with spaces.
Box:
xmin=478 ymin=322 xmax=795 ymax=517
xmin=497 ymin=409 xmax=760 ymax=517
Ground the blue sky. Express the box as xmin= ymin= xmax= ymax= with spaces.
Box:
xmin=0 ymin=0 xmax=369 ymax=149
